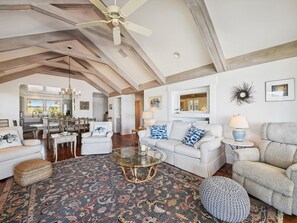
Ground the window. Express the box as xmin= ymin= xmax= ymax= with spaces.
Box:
xmin=27 ymin=99 xmax=43 ymax=114
xmin=46 ymin=100 xmax=61 ymax=115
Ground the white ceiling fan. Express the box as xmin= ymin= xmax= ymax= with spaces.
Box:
xmin=76 ymin=0 xmax=152 ymax=45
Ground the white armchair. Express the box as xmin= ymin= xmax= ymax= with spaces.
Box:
xmin=233 ymin=123 xmax=297 ymax=215
xmin=0 ymin=126 xmax=43 ymax=179
xmin=81 ymin=122 xmax=113 ymax=155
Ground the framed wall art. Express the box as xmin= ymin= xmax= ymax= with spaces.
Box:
xmin=149 ymin=96 xmax=162 ymax=110
xmin=265 ymin=78 xmax=295 ymax=102
xmin=80 ymin=101 xmax=89 ymax=110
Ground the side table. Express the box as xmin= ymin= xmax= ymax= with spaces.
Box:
xmin=222 ymin=138 xmax=254 ymax=150
xmin=51 ymin=133 xmax=78 ymax=162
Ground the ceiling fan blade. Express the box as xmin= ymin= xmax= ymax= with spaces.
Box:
xmin=120 ymin=0 xmax=148 ymax=17
xmin=76 ymin=21 xmax=103 ymax=28
xmin=113 ymin=27 xmax=121 ymax=45
xmin=89 ymin=0 xmax=108 ymax=13
xmin=124 ymin=21 xmax=152 ymax=36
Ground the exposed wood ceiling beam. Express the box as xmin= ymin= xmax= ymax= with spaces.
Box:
xmin=72 ymin=58 xmax=122 ymax=94
xmin=183 ymin=0 xmax=226 ymax=73
xmin=109 ymin=92 xmax=121 ymax=97
xmin=0 ymin=4 xmax=31 ymax=10
xmin=0 ymin=52 xmax=61 ymax=72
xmin=0 ymin=66 xmax=51 ymax=84
xmin=122 ymin=87 xmax=135 ymax=95
xmin=139 ymin=80 xmax=160 ymax=91
xmin=91 ymin=7 xmax=166 ymax=85
xmin=37 ymin=42 xmax=104 ymax=64
xmin=0 ymin=0 xmax=88 ymax=5
xmin=31 ymin=3 xmax=116 ymax=44
xmin=227 ymin=40 xmax=297 ymax=70
xmin=73 ymin=30 xmax=139 ymax=91
xmin=0 ymin=31 xmax=75 ymax=52
xmin=37 ymin=60 xmax=94 ymax=75
xmin=167 ymin=64 xmax=216 ymax=84
xmin=120 ymin=28 xmax=166 ymax=85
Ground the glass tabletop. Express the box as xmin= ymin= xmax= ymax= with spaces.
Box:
xmin=112 ymin=146 xmax=166 ymax=168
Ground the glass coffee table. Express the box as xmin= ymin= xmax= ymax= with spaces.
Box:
xmin=112 ymin=146 xmax=166 ymax=183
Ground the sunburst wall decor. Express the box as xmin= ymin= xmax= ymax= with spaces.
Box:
xmin=231 ymin=82 xmax=255 ymax=106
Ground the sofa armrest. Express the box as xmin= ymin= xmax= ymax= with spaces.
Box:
xmin=106 ymin=131 xmax=113 ymax=138
xmin=286 ymin=164 xmax=297 ymax=180
xmin=233 ymin=147 xmax=260 ymax=162
xmin=200 ymin=138 xmax=222 ymax=164
xmin=22 ymin=139 xmax=41 ymax=146
xmin=82 ymin=132 xmax=92 ymax=138
xmin=138 ymin=130 xmax=147 ymax=141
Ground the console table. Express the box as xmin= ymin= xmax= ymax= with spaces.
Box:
xmin=51 ymin=133 xmax=78 ymax=162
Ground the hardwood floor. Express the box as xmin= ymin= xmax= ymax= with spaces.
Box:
xmin=0 ymin=133 xmax=296 ymax=222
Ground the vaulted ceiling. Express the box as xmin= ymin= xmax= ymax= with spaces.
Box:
xmin=1 ymin=0 xmax=297 ymax=97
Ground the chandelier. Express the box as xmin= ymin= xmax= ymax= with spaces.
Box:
xmin=59 ymin=56 xmax=81 ymax=98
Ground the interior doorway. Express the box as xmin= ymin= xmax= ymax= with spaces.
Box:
xmin=135 ymin=101 xmax=141 ymax=129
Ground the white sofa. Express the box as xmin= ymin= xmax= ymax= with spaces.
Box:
xmin=138 ymin=121 xmax=225 ymax=178
xmin=81 ymin=122 xmax=113 ymax=155
xmin=0 ymin=126 xmax=43 ymax=180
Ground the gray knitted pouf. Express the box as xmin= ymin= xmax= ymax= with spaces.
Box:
xmin=200 ymin=176 xmax=250 ymax=223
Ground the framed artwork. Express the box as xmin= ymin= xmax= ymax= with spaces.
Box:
xmin=80 ymin=101 xmax=89 ymax=110
xmin=265 ymin=78 xmax=295 ymax=102
xmin=149 ymin=96 xmax=162 ymax=110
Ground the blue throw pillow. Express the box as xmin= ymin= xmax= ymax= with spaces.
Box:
xmin=182 ymin=127 xmax=205 ymax=147
xmin=150 ymin=124 xmax=168 ymax=139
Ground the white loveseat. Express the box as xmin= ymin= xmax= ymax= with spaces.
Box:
xmin=138 ymin=121 xmax=225 ymax=178
xmin=0 ymin=126 xmax=43 ymax=180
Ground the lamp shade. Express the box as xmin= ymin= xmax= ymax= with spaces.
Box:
xmin=142 ymin=111 xmax=153 ymax=119
xmin=229 ymin=115 xmax=249 ymax=129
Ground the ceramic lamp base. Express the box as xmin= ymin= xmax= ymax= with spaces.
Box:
xmin=232 ymin=129 xmax=246 ymax=142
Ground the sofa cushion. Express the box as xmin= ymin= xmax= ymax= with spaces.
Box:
xmin=82 ymin=136 xmax=111 ymax=144
xmin=169 ymin=121 xmax=191 ymax=141
xmin=175 ymin=144 xmax=201 ymax=159
xmin=22 ymin=139 xmax=41 ymax=146
xmin=142 ymin=137 xmax=164 ymax=146
xmin=156 ymin=139 xmax=182 ymax=152
xmin=182 ymin=127 xmax=205 ymax=147
xmin=0 ymin=129 xmax=22 ymax=149
xmin=150 ymin=125 xmax=168 ymax=139
xmin=0 ymin=145 xmax=41 ymax=162
xmin=233 ymin=161 xmax=294 ymax=197
xmin=192 ymin=122 xmax=222 ymax=138
xmin=194 ymin=131 xmax=215 ymax=149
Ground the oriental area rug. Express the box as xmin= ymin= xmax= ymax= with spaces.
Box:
xmin=0 ymin=155 xmax=283 ymax=222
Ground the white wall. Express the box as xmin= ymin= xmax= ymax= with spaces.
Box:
xmin=0 ymin=74 xmax=100 ymax=126
xmin=108 ymin=94 xmax=135 ymax=135
xmin=143 ymin=57 xmax=297 ymax=162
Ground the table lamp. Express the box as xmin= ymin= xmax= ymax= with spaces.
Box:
xmin=229 ymin=115 xmax=249 ymax=142
xmin=142 ymin=111 xmax=153 ymax=128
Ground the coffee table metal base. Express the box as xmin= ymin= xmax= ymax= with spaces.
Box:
xmin=121 ymin=165 xmax=158 ymax=183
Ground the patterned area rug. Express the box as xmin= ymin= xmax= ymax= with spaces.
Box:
xmin=0 ymin=155 xmax=283 ymax=222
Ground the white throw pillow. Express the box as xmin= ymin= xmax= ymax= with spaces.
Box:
xmin=193 ymin=131 xmax=215 ymax=149
xmin=0 ymin=129 xmax=22 ymax=149
xmin=93 ymin=123 xmax=108 ymax=136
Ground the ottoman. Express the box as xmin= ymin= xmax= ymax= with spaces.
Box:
xmin=200 ymin=176 xmax=250 ymax=223
xmin=14 ymin=159 xmax=52 ymax=186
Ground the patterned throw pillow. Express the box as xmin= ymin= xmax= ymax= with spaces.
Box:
xmin=150 ymin=124 xmax=168 ymax=139
xmin=0 ymin=129 xmax=22 ymax=149
xmin=92 ymin=123 xmax=108 ymax=136
xmin=182 ymin=127 xmax=205 ymax=147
